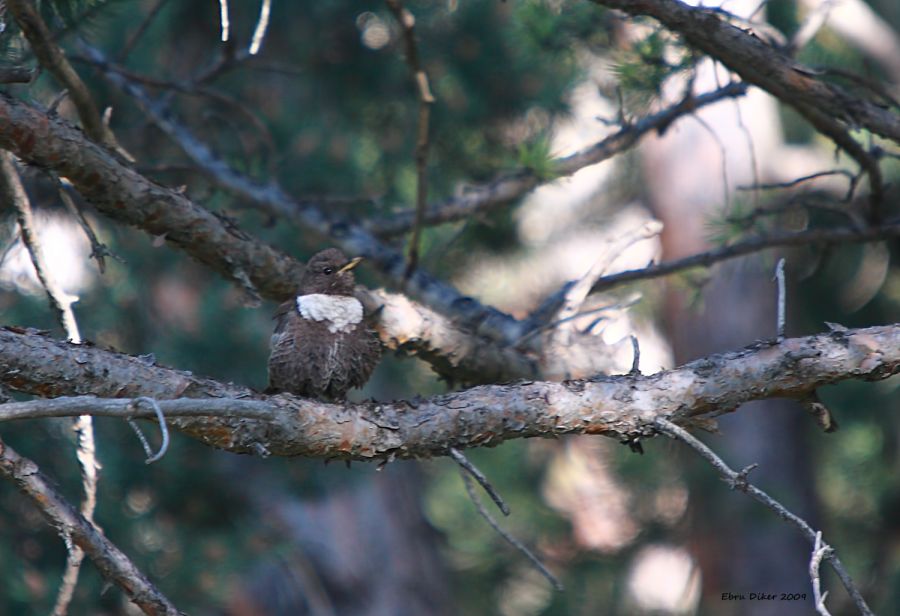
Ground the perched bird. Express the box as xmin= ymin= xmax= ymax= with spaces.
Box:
xmin=267 ymin=248 xmax=381 ymax=400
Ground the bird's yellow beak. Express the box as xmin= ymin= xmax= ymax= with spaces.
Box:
xmin=337 ymin=256 xmax=363 ymax=274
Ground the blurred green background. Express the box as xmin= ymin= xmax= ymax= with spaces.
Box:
xmin=0 ymin=0 xmax=898 ymax=614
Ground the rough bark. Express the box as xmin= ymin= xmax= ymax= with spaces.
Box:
xmin=1 ymin=325 xmax=897 ymax=459
xmin=0 ymin=437 xmax=179 ymax=616
xmin=592 ymin=0 xmax=900 ymax=145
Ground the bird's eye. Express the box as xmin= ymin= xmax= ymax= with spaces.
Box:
xmin=323 ymin=267 xmax=334 ymax=275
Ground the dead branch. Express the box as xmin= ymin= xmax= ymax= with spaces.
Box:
xmin=0 ymin=151 xmax=100 ymax=616
xmin=654 ymin=418 xmax=872 ymax=616
xmin=591 ymin=0 xmax=900 ymax=144
xmin=459 ymin=469 xmax=563 ymax=591
xmin=385 ymin=0 xmax=435 ymax=279
xmin=80 ymin=44 xmax=534 ymax=344
xmin=0 ymin=324 xmax=897 ymax=459
xmin=0 ymin=435 xmax=180 ymax=616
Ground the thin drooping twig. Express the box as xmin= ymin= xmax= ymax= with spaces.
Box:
xmin=6 ymin=0 xmax=126 ymax=155
xmin=737 ymin=169 xmax=856 ymax=192
xmin=52 ymin=174 xmax=117 ymax=274
xmin=731 ymin=93 xmax=760 ymax=210
xmin=126 ymin=397 xmax=170 ymax=464
xmin=545 ymin=221 xmax=662 ymax=334
xmin=589 ymin=221 xmax=900 ymax=294
xmin=249 ymin=0 xmax=272 ymax=55
xmin=367 ymin=82 xmax=748 ymax=237
xmin=773 ymin=257 xmax=786 ymax=340
xmin=70 ymin=54 xmax=279 ymax=168
xmin=449 ymin=447 xmax=510 ymax=516
xmin=459 ymin=469 xmax=563 ymax=591
xmin=792 ymin=101 xmax=884 ymax=218
xmin=117 ymin=0 xmax=171 ymax=62
xmin=0 ymin=436 xmax=180 ymax=616
xmin=386 ymin=0 xmax=435 ymax=280
xmin=0 ymin=153 xmax=81 ymax=338
xmin=59 ymin=418 xmax=98 ymax=616
xmin=513 ymin=295 xmax=641 ymax=347
xmin=810 ymin=531 xmax=834 ymax=616
xmin=654 ymin=418 xmax=873 ymax=616
xmin=0 ymin=152 xmax=99 ymax=616
xmin=690 ymin=113 xmax=731 ymax=210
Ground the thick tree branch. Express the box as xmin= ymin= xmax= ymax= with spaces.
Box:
xmin=591 ymin=0 xmax=900 ymax=145
xmin=0 ymin=436 xmax=179 ymax=616
xmin=80 ymin=45 xmax=532 ymax=343
xmin=0 ymin=91 xmax=561 ymax=383
xmin=1 ymin=324 xmax=897 ymax=459
xmin=0 ymin=91 xmax=302 ymax=300
xmin=6 ymin=0 xmax=126 ymax=155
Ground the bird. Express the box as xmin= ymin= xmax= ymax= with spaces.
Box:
xmin=267 ymin=248 xmax=381 ymax=400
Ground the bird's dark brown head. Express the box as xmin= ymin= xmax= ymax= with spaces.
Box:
xmin=298 ymin=248 xmax=362 ymax=296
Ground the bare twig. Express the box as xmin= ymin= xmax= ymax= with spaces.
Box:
xmin=736 ymin=169 xmax=856 ymax=192
xmin=0 ymin=436 xmax=179 ymax=616
xmin=591 ymin=0 xmax=889 ymax=218
xmin=691 ymin=113 xmax=731 ymax=210
xmin=249 ymin=0 xmax=272 ymax=55
xmin=550 ymin=221 xmax=662 ymax=334
xmin=732 ymin=95 xmax=760 ymax=210
xmin=629 ymin=335 xmax=641 ymax=375
xmin=0 ymin=153 xmax=81 ymax=339
xmin=52 ymin=174 xmax=118 ymax=273
xmin=514 ymin=295 xmax=641 ymax=347
xmin=118 ymin=0 xmax=171 ymax=62
xmin=218 ymin=0 xmax=230 ymax=42
xmin=654 ymin=418 xmax=873 ymax=616
xmin=459 ymin=469 xmax=563 ymax=591
xmin=127 ymin=397 xmax=170 ymax=464
xmin=773 ymin=257 xmax=786 ymax=340
xmin=367 ymin=82 xmax=748 ymax=237
xmin=792 ymin=101 xmax=884 ymax=218
xmin=589 ymin=221 xmax=900 ymax=294
xmin=449 ymin=447 xmax=510 ymax=516
xmin=810 ymin=531 xmax=834 ymax=616
xmin=0 ymin=151 xmax=99 ymax=616
xmin=70 ymin=55 xmax=278 ymax=167
xmin=386 ymin=0 xmax=435 ymax=281
xmin=0 ymin=396 xmax=272 ymax=422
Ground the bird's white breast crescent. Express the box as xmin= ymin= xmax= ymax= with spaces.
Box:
xmin=296 ymin=294 xmax=364 ymax=333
